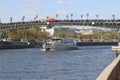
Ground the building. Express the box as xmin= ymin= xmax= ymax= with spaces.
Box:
xmin=79 ymin=29 xmax=93 ymax=35
xmin=40 ymin=26 xmax=77 ymax=36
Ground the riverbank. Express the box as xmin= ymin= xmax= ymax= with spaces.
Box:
xmin=77 ymin=42 xmax=118 ymax=46
xmin=0 ymin=41 xmax=43 ymax=49
xmin=0 ymin=41 xmax=118 ymax=49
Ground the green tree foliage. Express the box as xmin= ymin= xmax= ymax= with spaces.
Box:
xmin=5 ymin=27 xmax=49 ymax=41
xmin=103 ymin=30 xmax=118 ymax=41
xmin=57 ymin=32 xmax=67 ymax=38
xmin=2 ymin=27 xmax=120 ymax=42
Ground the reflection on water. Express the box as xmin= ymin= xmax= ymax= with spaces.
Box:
xmin=0 ymin=46 xmax=115 ymax=80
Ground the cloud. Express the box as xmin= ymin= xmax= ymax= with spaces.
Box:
xmin=56 ymin=10 xmax=66 ymax=14
xmin=56 ymin=0 xmax=73 ymax=6
xmin=56 ymin=0 xmax=64 ymax=4
xmin=67 ymin=0 xmax=73 ymax=5
xmin=20 ymin=0 xmax=40 ymax=7
xmin=21 ymin=9 xmax=37 ymax=15
xmin=55 ymin=10 xmax=68 ymax=19
xmin=0 ymin=9 xmax=9 ymax=14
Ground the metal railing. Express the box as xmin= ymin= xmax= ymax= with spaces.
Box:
xmin=96 ymin=55 xmax=120 ymax=80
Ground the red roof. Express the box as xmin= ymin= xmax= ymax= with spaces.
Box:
xmin=47 ymin=18 xmax=56 ymax=22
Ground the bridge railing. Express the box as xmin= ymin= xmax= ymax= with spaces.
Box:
xmin=1 ymin=19 xmax=120 ymax=31
xmin=96 ymin=55 xmax=120 ymax=80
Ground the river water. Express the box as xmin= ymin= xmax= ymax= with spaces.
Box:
xmin=0 ymin=46 xmax=116 ymax=80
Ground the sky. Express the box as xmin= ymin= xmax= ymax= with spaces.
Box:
xmin=0 ymin=0 xmax=120 ymax=22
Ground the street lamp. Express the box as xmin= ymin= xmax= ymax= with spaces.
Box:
xmin=34 ymin=15 xmax=38 ymax=21
xmin=112 ymin=14 xmax=115 ymax=20
xmin=66 ymin=15 xmax=69 ymax=20
xmin=56 ymin=14 xmax=58 ymax=20
xmin=10 ymin=17 xmax=12 ymax=23
xmin=70 ymin=14 xmax=73 ymax=20
xmin=86 ymin=13 xmax=89 ymax=20
xmin=80 ymin=15 xmax=83 ymax=20
xmin=0 ymin=19 xmax=1 ymax=23
xmin=22 ymin=16 xmax=25 ymax=22
xmin=21 ymin=16 xmax=27 ymax=41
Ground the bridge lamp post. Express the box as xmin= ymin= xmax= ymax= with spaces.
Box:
xmin=96 ymin=14 xmax=99 ymax=20
xmin=10 ymin=17 xmax=13 ymax=23
xmin=22 ymin=16 xmax=27 ymax=41
xmin=80 ymin=15 xmax=83 ymax=20
xmin=34 ymin=15 xmax=39 ymax=40
xmin=46 ymin=16 xmax=49 ymax=20
xmin=66 ymin=15 xmax=69 ymax=20
xmin=22 ymin=16 xmax=25 ymax=22
xmin=80 ymin=15 xmax=84 ymax=25
xmin=0 ymin=19 xmax=1 ymax=23
xmin=34 ymin=15 xmax=38 ymax=21
xmin=7 ymin=17 xmax=13 ymax=38
xmin=112 ymin=14 xmax=115 ymax=21
xmin=56 ymin=14 xmax=58 ymax=20
xmin=70 ymin=14 xmax=73 ymax=21
xmin=86 ymin=13 xmax=89 ymax=20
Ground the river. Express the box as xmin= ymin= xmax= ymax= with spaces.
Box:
xmin=0 ymin=46 xmax=116 ymax=80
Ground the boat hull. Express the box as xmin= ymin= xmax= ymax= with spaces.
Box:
xmin=42 ymin=38 xmax=79 ymax=51
xmin=43 ymin=43 xmax=78 ymax=51
xmin=50 ymin=45 xmax=78 ymax=50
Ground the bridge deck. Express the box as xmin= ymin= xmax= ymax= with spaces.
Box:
xmin=1 ymin=20 xmax=120 ymax=31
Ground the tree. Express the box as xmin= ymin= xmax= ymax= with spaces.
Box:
xmin=57 ymin=32 xmax=67 ymax=38
xmin=92 ymin=31 xmax=101 ymax=40
xmin=38 ymin=31 xmax=49 ymax=39
xmin=103 ymin=30 xmax=117 ymax=41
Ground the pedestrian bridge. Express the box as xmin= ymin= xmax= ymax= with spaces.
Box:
xmin=0 ymin=19 xmax=120 ymax=31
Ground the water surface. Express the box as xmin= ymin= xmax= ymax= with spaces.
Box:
xmin=0 ymin=46 xmax=116 ymax=80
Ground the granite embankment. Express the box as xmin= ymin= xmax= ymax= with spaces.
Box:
xmin=0 ymin=41 xmax=118 ymax=49
xmin=0 ymin=41 xmax=43 ymax=49
xmin=77 ymin=42 xmax=118 ymax=46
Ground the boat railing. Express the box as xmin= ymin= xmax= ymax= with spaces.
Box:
xmin=96 ymin=55 xmax=120 ymax=80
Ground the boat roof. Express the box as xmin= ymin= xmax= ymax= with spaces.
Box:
xmin=52 ymin=38 xmax=61 ymax=41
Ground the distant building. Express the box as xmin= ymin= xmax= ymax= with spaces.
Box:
xmin=79 ymin=29 xmax=93 ymax=35
xmin=47 ymin=18 xmax=56 ymax=22
xmin=40 ymin=26 xmax=77 ymax=36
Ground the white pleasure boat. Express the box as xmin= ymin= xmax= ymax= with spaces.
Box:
xmin=42 ymin=38 xmax=78 ymax=51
